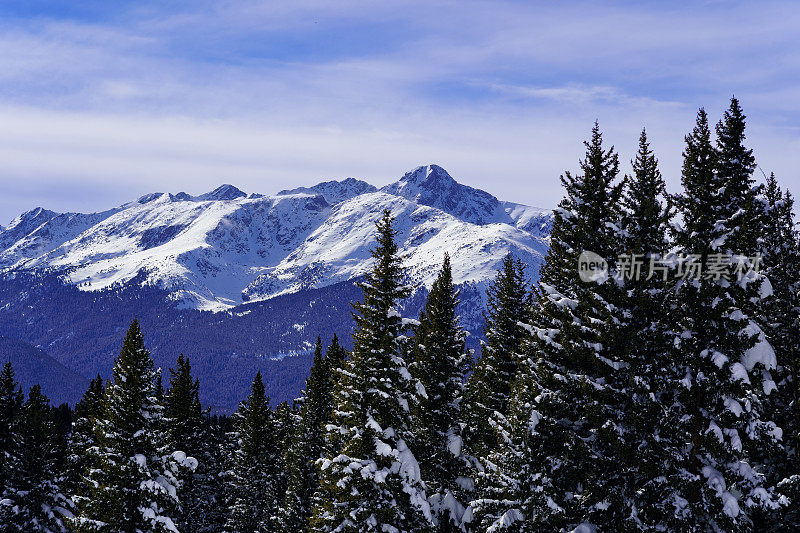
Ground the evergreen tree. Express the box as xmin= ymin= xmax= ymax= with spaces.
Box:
xmin=273 ymin=399 xmax=296 ymax=528
xmin=462 ymin=254 xmax=530 ymax=458
xmin=614 ymin=129 xmax=675 ymax=528
xmin=471 ymin=123 xmax=626 ymax=531
xmin=715 ymin=97 xmax=759 ymax=254
xmin=282 ymin=336 xmax=345 ymax=532
xmin=2 ymin=385 xmax=70 ymax=532
xmin=70 ymin=319 xmax=191 ymax=533
xmin=165 ymin=355 xmax=224 ymax=532
xmin=325 ymin=334 xmax=347 ymax=383
xmin=621 ymin=128 xmax=671 ymax=254
xmin=66 ymin=375 xmax=104 ymax=501
xmin=165 ymin=356 xmax=203 ymax=461
xmin=757 ymin=174 xmax=800 ymax=529
xmin=0 ymin=362 xmax=24 ymax=496
xmin=657 ymin=105 xmax=781 ymax=529
xmin=225 ymin=371 xmax=282 ymax=533
xmin=410 ymin=253 xmax=473 ymax=532
xmin=312 ymin=209 xmax=433 ymax=532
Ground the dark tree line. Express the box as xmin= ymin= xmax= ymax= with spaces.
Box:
xmin=2 ymin=98 xmax=800 ymax=532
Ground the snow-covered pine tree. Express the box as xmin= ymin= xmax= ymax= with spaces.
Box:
xmin=325 ymin=334 xmax=347 ymax=391
xmin=1 ymin=384 xmax=70 ymax=532
xmin=164 ymin=355 xmax=223 ymax=532
xmin=470 ymin=122 xmax=626 ymax=531
xmin=70 ymin=319 xmax=191 ymax=533
xmin=756 ymin=174 xmax=800 ymax=529
xmin=660 ymin=103 xmax=781 ymax=529
xmin=65 ymin=375 xmax=104 ymax=504
xmin=282 ymin=337 xmax=325 ymax=533
xmin=312 ymin=209 xmax=433 ymax=533
xmin=272 ymin=399 xmax=296 ymax=530
xmin=410 ymin=253 xmax=473 ymax=532
xmin=282 ymin=336 xmax=344 ymax=533
xmin=0 ymin=362 xmax=24 ymax=505
xmin=613 ymin=129 xmax=676 ymax=527
xmin=715 ymin=97 xmax=762 ymax=255
xmin=462 ymin=253 xmax=530 ymax=459
xmin=620 ymin=128 xmax=672 ymax=256
xmin=225 ymin=371 xmax=282 ymax=533
xmin=317 ymin=334 xmax=347 ymax=460
xmin=307 ymin=335 xmax=348 ymax=525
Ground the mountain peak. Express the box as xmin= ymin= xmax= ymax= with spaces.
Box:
xmin=401 ymin=164 xmax=455 ymax=187
xmin=8 ymin=206 xmax=59 ymax=228
xmin=23 ymin=206 xmax=57 ymax=219
xmin=137 ymin=192 xmax=165 ymax=204
xmin=381 ymin=165 xmax=500 ymax=225
xmin=198 ymin=184 xmax=247 ymax=201
xmin=1 ymin=206 xmax=61 ymax=250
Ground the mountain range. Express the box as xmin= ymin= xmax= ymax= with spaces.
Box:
xmin=0 ymin=165 xmax=552 ymax=409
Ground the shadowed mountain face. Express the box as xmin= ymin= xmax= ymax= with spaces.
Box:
xmin=0 ymin=334 xmax=88 ymax=406
xmin=0 ymin=165 xmax=553 ymax=408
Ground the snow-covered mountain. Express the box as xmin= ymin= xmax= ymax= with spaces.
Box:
xmin=0 ymin=165 xmax=552 ymax=311
xmin=277 ymin=177 xmax=377 ymax=205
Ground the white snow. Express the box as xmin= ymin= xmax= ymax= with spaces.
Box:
xmin=759 ymin=276 xmax=774 ymax=298
xmin=730 ymin=362 xmax=750 ymax=384
xmin=724 ymin=397 xmax=743 ymax=417
xmin=171 ymin=450 xmax=198 ymax=471
xmin=701 ymin=466 xmax=740 ymax=518
xmin=710 ymin=350 xmax=729 ymax=369
xmin=446 ymin=433 xmax=463 ymax=457
xmin=488 ymin=509 xmax=524 ymax=533
xmin=742 ymin=322 xmax=776 ymax=371
xmin=0 ymin=166 xmax=551 ymax=312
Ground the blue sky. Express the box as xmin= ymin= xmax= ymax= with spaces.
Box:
xmin=1 ymin=1 xmax=799 ymax=223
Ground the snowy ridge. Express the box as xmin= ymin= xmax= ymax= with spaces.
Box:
xmin=277 ymin=177 xmax=377 ymax=205
xmin=0 ymin=165 xmax=552 ymax=311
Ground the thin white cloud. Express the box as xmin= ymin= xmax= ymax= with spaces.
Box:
xmin=0 ymin=0 xmax=798 ymax=223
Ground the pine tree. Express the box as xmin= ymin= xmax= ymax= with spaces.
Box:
xmin=312 ymin=209 xmax=433 ymax=532
xmin=462 ymin=253 xmax=530 ymax=458
xmin=282 ymin=337 xmax=324 ymax=533
xmin=225 ymin=371 xmax=282 ymax=533
xmin=0 ymin=362 xmax=24 ymax=493
xmin=164 ymin=355 xmax=223 ymax=532
xmin=614 ymin=129 xmax=675 ymax=528
xmin=66 ymin=375 xmax=104 ymax=502
xmin=273 ymin=399 xmax=296 ymax=528
xmin=282 ymin=336 xmax=345 ymax=532
xmin=621 ymin=128 xmax=671 ymax=254
xmin=656 ymin=105 xmax=781 ymax=529
xmin=757 ymin=174 xmax=800 ymax=529
xmin=471 ymin=122 xmax=626 ymax=531
xmin=0 ymin=362 xmax=25 ymax=531
xmin=715 ymin=97 xmax=759 ymax=254
xmin=325 ymin=334 xmax=347 ymax=385
xmin=2 ymin=385 xmax=70 ymax=532
xmin=409 ymin=253 xmax=473 ymax=532
xmin=70 ymin=319 xmax=191 ymax=533
xmin=308 ymin=334 xmax=348 ymax=522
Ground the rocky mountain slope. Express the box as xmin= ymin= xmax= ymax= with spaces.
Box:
xmin=0 ymin=165 xmax=551 ymax=311
xmin=0 ymin=164 xmax=552 ymax=407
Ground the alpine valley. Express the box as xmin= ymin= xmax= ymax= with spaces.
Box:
xmin=0 ymin=165 xmax=551 ymax=410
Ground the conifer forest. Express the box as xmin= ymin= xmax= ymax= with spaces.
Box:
xmin=4 ymin=99 xmax=800 ymax=532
